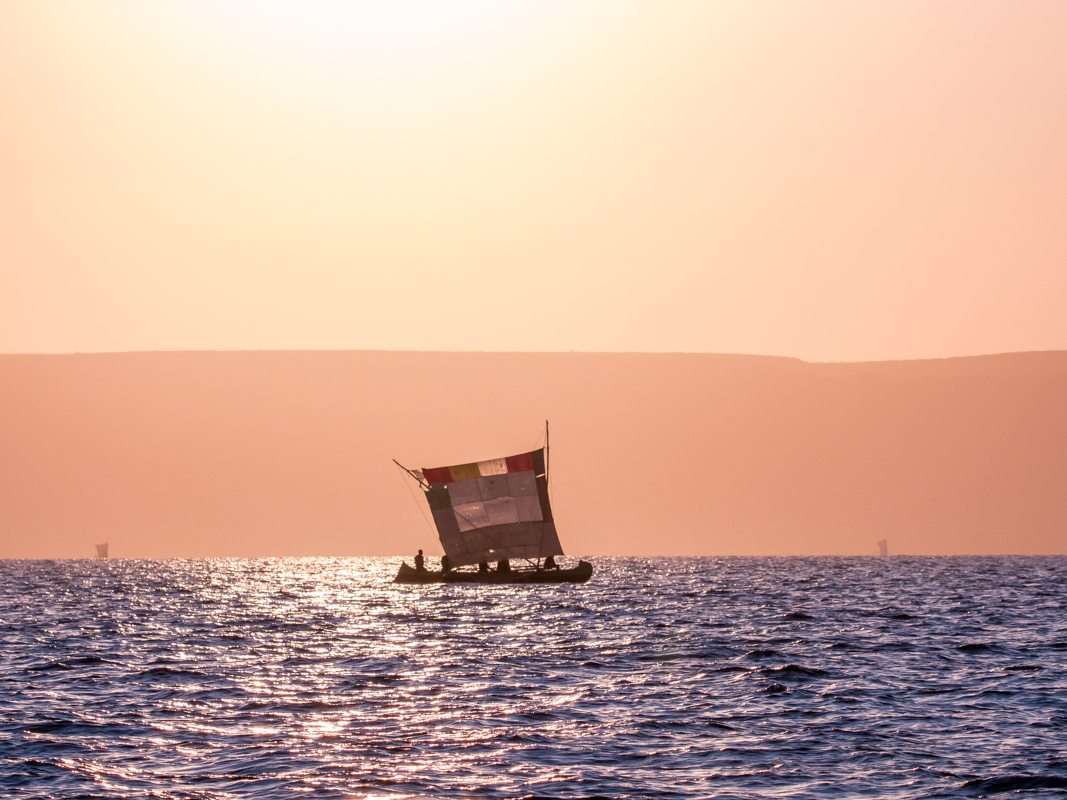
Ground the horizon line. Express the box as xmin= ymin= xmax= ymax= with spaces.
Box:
xmin=3 ymin=347 xmax=1067 ymax=366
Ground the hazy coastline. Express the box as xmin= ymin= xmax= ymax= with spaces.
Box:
xmin=2 ymin=349 xmax=1065 ymax=560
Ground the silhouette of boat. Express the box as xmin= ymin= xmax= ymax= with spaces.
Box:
xmin=393 ymin=422 xmax=592 ymax=584
xmin=95 ymin=542 xmax=108 ymax=559
xmin=395 ymin=559 xmax=593 ymax=584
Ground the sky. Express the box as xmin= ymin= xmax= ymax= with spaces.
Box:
xmin=3 ymin=1 xmax=1067 ymax=361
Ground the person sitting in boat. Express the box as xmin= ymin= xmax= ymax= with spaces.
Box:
xmin=478 ymin=561 xmax=489 ymax=574
xmin=414 ymin=549 xmax=425 ymax=572
xmin=544 ymin=555 xmax=559 ymax=570
xmin=496 ymin=559 xmax=510 ymax=573
xmin=441 ymin=554 xmax=451 ymax=573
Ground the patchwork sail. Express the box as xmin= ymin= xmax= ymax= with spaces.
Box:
xmin=416 ymin=448 xmax=563 ymax=568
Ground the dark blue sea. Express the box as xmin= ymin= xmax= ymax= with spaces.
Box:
xmin=2 ymin=557 xmax=1066 ymax=799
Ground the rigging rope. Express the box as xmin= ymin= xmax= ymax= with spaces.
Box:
xmin=530 ymin=421 xmax=547 ymax=453
xmin=395 ymin=461 xmax=436 ymax=537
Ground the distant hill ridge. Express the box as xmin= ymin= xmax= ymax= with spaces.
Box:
xmin=2 ymin=350 xmax=1065 ymax=558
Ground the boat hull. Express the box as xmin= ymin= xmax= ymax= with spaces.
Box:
xmin=394 ymin=560 xmax=593 ymax=585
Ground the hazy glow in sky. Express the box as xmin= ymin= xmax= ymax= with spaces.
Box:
xmin=3 ymin=1 xmax=1067 ymax=359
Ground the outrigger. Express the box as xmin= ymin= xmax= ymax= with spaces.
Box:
xmin=393 ymin=422 xmax=592 ymax=585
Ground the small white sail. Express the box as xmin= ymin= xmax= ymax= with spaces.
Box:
xmin=877 ymin=539 xmax=888 ymax=557
xmin=96 ymin=542 xmax=108 ymax=559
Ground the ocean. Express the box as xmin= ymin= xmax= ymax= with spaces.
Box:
xmin=1 ymin=556 xmax=1065 ymax=799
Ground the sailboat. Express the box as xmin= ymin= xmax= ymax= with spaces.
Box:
xmin=95 ymin=542 xmax=109 ymax=559
xmin=877 ymin=539 xmax=888 ymax=557
xmin=393 ymin=422 xmax=592 ymax=584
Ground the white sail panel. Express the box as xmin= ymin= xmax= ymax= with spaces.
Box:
xmin=484 ymin=497 xmax=520 ymax=526
xmin=453 ymin=501 xmax=490 ymax=531
xmin=477 ymin=457 xmax=508 ymax=476
xmin=446 ymin=471 xmax=537 ymax=506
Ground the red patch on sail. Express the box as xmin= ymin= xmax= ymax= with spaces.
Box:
xmin=505 ymin=453 xmax=534 ymax=473
xmin=422 ymin=466 xmax=453 ymax=484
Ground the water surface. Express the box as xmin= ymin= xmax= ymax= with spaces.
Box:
xmin=2 ymin=556 xmax=1066 ymax=798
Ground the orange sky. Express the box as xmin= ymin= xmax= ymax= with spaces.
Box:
xmin=3 ymin=1 xmax=1067 ymax=359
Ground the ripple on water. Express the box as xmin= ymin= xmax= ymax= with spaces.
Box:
xmin=1 ymin=556 xmax=1066 ymax=799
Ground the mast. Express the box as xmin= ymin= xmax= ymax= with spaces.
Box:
xmin=541 ymin=420 xmax=550 ymax=568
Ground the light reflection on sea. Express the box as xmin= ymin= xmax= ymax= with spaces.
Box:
xmin=2 ymin=556 xmax=1066 ymax=798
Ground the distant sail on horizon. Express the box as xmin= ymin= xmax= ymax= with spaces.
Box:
xmin=415 ymin=448 xmax=563 ymax=568
xmin=95 ymin=542 xmax=108 ymax=559
xmin=877 ymin=539 xmax=888 ymax=557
